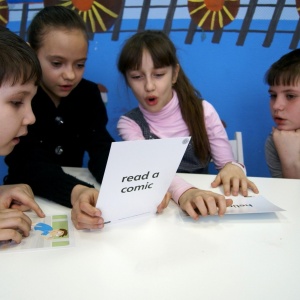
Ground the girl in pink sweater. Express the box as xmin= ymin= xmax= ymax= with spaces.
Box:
xmin=117 ymin=30 xmax=258 ymax=219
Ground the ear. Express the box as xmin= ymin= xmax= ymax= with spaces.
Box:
xmin=172 ymin=64 xmax=180 ymax=84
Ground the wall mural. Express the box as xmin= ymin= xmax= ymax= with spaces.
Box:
xmin=1 ymin=0 xmax=299 ymax=49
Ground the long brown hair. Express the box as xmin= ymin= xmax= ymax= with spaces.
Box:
xmin=118 ymin=30 xmax=210 ymax=162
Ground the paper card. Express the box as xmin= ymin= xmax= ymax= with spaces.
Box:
xmin=225 ymin=195 xmax=285 ymax=214
xmin=97 ymin=137 xmax=191 ymax=223
xmin=179 ymin=195 xmax=285 ymax=219
xmin=0 ymin=214 xmax=74 ymax=252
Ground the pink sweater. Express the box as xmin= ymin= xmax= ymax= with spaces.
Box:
xmin=117 ymin=92 xmax=234 ymax=203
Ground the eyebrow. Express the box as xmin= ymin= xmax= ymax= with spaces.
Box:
xmin=47 ymin=55 xmax=87 ymax=62
xmin=268 ymin=87 xmax=300 ymax=93
xmin=10 ymin=86 xmax=35 ymax=97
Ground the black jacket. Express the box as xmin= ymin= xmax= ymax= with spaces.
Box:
xmin=5 ymin=79 xmax=114 ymax=207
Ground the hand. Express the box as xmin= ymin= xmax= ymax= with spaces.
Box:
xmin=0 ymin=184 xmax=45 ymax=218
xmin=0 ymin=208 xmax=32 ymax=243
xmin=211 ymin=163 xmax=259 ymax=196
xmin=156 ymin=192 xmax=171 ymax=213
xmin=273 ymin=128 xmax=300 ymax=178
xmin=71 ymin=185 xmax=104 ymax=230
xmin=178 ymin=188 xmax=233 ymax=220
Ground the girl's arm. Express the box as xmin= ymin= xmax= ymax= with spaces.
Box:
xmin=203 ymin=100 xmax=234 ymax=168
xmin=169 ymin=176 xmax=232 ymax=218
xmin=203 ymin=101 xmax=258 ymax=195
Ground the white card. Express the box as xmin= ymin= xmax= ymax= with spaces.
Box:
xmin=225 ymin=195 xmax=285 ymax=214
xmin=97 ymin=137 xmax=191 ymax=223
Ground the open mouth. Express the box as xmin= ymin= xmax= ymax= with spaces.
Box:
xmin=274 ymin=117 xmax=286 ymax=125
xmin=146 ymin=97 xmax=158 ymax=106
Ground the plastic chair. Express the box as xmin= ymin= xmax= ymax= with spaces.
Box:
xmin=229 ymin=131 xmax=244 ymax=165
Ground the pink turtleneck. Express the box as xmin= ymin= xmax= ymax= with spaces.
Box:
xmin=117 ymin=91 xmax=234 ymax=203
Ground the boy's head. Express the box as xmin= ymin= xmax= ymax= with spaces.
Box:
xmin=265 ymin=49 xmax=300 ymax=131
xmin=0 ymin=28 xmax=41 ymax=155
xmin=0 ymin=26 xmax=42 ymax=87
xmin=265 ymin=49 xmax=300 ymax=86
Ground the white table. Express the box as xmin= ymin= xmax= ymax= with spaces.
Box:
xmin=1 ymin=168 xmax=300 ymax=300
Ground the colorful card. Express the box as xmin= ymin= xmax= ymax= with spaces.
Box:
xmin=0 ymin=214 xmax=73 ymax=252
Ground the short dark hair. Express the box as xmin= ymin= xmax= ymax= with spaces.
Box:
xmin=0 ymin=27 xmax=42 ymax=87
xmin=265 ymin=49 xmax=300 ymax=86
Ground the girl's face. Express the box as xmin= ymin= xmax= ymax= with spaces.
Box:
xmin=0 ymin=80 xmax=36 ymax=155
xmin=36 ymin=28 xmax=88 ymax=106
xmin=269 ymin=84 xmax=300 ymax=130
xmin=125 ymin=49 xmax=179 ymax=113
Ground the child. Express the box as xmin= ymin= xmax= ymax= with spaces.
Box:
xmin=117 ymin=30 xmax=259 ymax=219
xmin=0 ymin=27 xmax=45 ymax=243
xmin=4 ymin=6 xmax=114 ymax=230
xmin=265 ymin=49 xmax=300 ymax=178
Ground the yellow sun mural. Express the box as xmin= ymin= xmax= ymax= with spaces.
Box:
xmin=296 ymin=0 xmax=300 ymax=15
xmin=44 ymin=0 xmax=122 ymax=33
xmin=0 ymin=0 xmax=8 ymax=27
xmin=188 ymin=0 xmax=240 ymax=31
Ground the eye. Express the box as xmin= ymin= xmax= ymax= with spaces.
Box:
xmin=269 ymin=93 xmax=276 ymax=100
xmin=153 ymin=73 xmax=164 ymax=78
xmin=11 ymin=101 xmax=23 ymax=107
xmin=76 ymin=62 xmax=86 ymax=69
xmin=130 ymin=74 xmax=143 ymax=80
xmin=51 ymin=61 xmax=62 ymax=67
xmin=286 ymin=94 xmax=296 ymax=100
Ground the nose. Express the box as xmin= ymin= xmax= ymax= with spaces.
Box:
xmin=271 ymin=95 xmax=286 ymax=111
xmin=23 ymin=106 xmax=36 ymax=126
xmin=145 ymin=76 xmax=155 ymax=92
xmin=62 ymin=66 xmax=76 ymax=81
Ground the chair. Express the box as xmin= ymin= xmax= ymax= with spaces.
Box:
xmin=229 ymin=131 xmax=244 ymax=165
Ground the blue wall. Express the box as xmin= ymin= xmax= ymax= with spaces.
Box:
xmin=1 ymin=3 xmax=298 ymax=181
xmin=83 ymin=19 xmax=294 ymax=178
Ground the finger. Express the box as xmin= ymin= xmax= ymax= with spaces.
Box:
xmin=225 ymin=199 xmax=233 ymax=207
xmin=10 ymin=203 xmax=30 ymax=212
xmin=221 ymin=178 xmax=231 ymax=196
xmin=203 ymin=196 xmax=218 ymax=216
xmin=26 ymin=202 xmax=45 ymax=218
xmin=247 ymin=180 xmax=259 ymax=194
xmin=0 ymin=229 xmax=23 ymax=244
xmin=10 ymin=198 xmax=45 ymax=218
xmin=157 ymin=192 xmax=172 ymax=213
xmin=194 ymin=198 xmax=208 ymax=217
xmin=0 ymin=215 xmax=31 ymax=237
xmin=156 ymin=202 xmax=165 ymax=214
xmin=79 ymin=201 xmax=102 ymax=218
xmin=230 ymin=177 xmax=240 ymax=196
xmin=180 ymin=201 xmax=199 ymax=220
xmin=211 ymin=174 xmax=221 ymax=188
xmin=71 ymin=209 xmax=104 ymax=230
xmin=215 ymin=196 xmax=228 ymax=216
xmin=72 ymin=217 xmax=104 ymax=230
xmin=0 ymin=208 xmax=32 ymax=224
xmin=239 ymin=179 xmax=249 ymax=196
